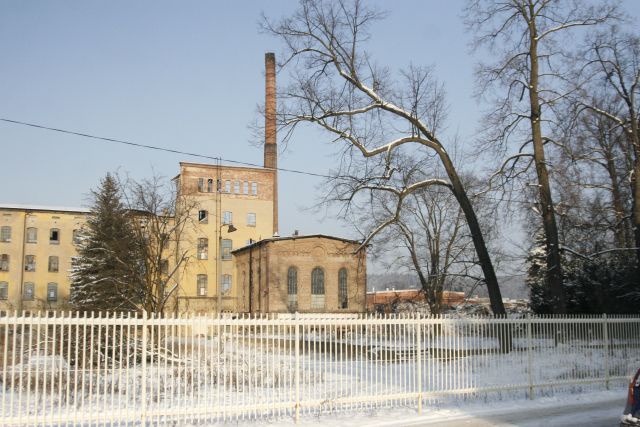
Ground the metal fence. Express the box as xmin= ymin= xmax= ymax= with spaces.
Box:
xmin=0 ymin=312 xmax=638 ymax=425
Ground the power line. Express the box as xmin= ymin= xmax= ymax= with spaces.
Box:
xmin=0 ymin=118 xmax=333 ymax=179
xmin=0 ymin=118 xmax=621 ymax=210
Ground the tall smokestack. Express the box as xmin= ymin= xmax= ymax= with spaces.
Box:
xmin=264 ymin=52 xmax=278 ymax=235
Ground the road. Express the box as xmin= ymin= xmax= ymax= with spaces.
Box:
xmin=401 ymin=398 xmax=623 ymax=427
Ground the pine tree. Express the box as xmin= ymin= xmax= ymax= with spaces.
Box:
xmin=70 ymin=174 xmax=143 ymax=311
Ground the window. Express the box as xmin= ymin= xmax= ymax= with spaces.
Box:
xmin=247 ymin=213 xmax=256 ymax=227
xmin=26 ymin=227 xmax=37 ymax=243
xmin=311 ymin=267 xmax=325 ymax=309
xmin=207 ymin=178 xmax=214 ymax=193
xmin=234 ymin=181 xmax=240 ymax=194
xmin=287 ymin=267 xmax=298 ymax=311
xmin=48 ymin=256 xmax=59 ymax=273
xmin=198 ymin=210 xmax=208 ymax=224
xmin=0 ymin=226 xmax=11 ymax=242
xmin=225 ymin=180 xmax=231 ymax=193
xmin=49 ymin=228 xmax=60 ymax=244
xmin=25 ymin=255 xmax=36 ymax=272
xmin=0 ymin=282 xmax=7 ymax=300
xmin=47 ymin=283 xmax=58 ymax=302
xmin=0 ymin=254 xmax=8 ymax=272
xmin=338 ymin=268 xmax=348 ymax=309
xmin=197 ymin=238 xmax=208 ymax=260
xmin=160 ymin=259 xmax=169 ymax=275
xmin=251 ymin=182 xmax=258 ymax=196
xmin=243 ymin=181 xmax=249 ymax=195
xmin=221 ymin=274 xmax=232 ymax=295
xmin=223 ymin=211 xmax=233 ymax=225
xmin=221 ymin=239 xmax=232 ymax=260
xmin=197 ymin=178 xmax=204 ymax=192
xmin=197 ymin=274 xmax=207 ymax=296
xmin=23 ymin=282 xmax=34 ymax=301
xmin=72 ymin=229 xmax=81 ymax=244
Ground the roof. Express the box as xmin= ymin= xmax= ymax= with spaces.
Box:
xmin=0 ymin=203 xmax=90 ymax=214
xmin=232 ymin=234 xmax=364 ymax=254
xmin=178 ymin=161 xmax=275 ymax=174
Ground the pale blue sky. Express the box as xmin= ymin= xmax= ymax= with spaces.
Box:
xmin=1 ymin=1 xmax=638 ymax=257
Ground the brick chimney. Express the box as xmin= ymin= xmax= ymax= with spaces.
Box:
xmin=264 ymin=52 xmax=278 ymax=235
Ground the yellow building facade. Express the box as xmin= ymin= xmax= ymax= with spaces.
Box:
xmin=0 ymin=205 xmax=87 ymax=312
xmin=173 ymin=162 xmax=276 ymax=313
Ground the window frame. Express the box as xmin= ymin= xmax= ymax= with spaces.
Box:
xmin=338 ymin=268 xmax=348 ymax=309
xmin=47 ymin=283 xmax=58 ymax=302
xmin=311 ymin=267 xmax=325 ymax=309
xmin=197 ymin=274 xmax=208 ymax=296
xmin=221 ymin=274 xmax=232 ymax=295
xmin=24 ymin=255 xmax=36 ymax=272
xmin=26 ymin=227 xmax=37 ymax=243
xmin=198 ymin=210 xmax=208 ymax=224
xmin=0 ymin=226 xmax=11 ymax=242
xmin=223 ymin=211 xmax=233 ymax=225
xmin=23 ymin=282 xmax=34 ymax=301
xmin=287 ymin=267 xmax=298 ymax=311
xmin=49 ymin=228 xmax=60 ymax=245
xmin=48 ymin=256 xmax=59 ymax=273
xmin=221 ymin=239 xmax=233 ymax=260
xmin=251 ymin=182 xmax=258 ymax=196
xmin=0 ymin=254 xmax=9 ymax=272
xmin=0 ymin=282 xmax=7 ymax=300
xmin=246 ymin=212 xmax=256 ymax=227
xmin=197 ymin=238 xmax=209 ymax=260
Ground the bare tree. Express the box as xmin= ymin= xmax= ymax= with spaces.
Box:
xmin=363 ymin=155 xmax=497 ymax=314
xmin=465 ymin=0 xmax=618 ymax=314
xmin=263 ymin=0 xmax=507 ymax=315
xmin=120 ymin=174 xmax=198 ymax=314
xmin=578 ymin=28 xmax=640 ymax=267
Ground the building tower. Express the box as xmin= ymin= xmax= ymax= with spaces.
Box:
xmin=264 ymin=52 xmax=278 ymax=235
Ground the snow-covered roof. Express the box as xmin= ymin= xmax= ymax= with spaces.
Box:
xmin=0 ymin=203 xmax=90 ymax=214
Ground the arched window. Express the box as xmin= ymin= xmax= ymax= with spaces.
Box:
xmin=287 ymin=267 xmax=298 ymax=311
xmin=311 ymin=267 xmax=325 ymax=309
xmin=338 ymin=268 xmax=348 ymax=309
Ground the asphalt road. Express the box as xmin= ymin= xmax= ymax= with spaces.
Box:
xmin=399 ymin=398 xmax=624 ymax=427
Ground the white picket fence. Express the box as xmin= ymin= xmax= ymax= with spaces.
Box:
xmin=0 ymin=312 xmax=638 ymax=426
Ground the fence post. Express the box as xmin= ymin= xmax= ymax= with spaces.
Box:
xmin=603 ymin=313 xmax=609 ymax=390
xmin=416 ymin=314 xmax=422 ymax=415
xmin=295 ymin=312 xmax=300 ymax=424
xmin=141 ymin=310 xmax=148 ymax=423
xmin=527 ymin=314 xmax=533 ymax=400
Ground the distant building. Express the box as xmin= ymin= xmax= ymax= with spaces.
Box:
xmin=0 ymin=204 xmax=88 ymax=310
xmin=0 ymin=53 xmax=367 ymax=314
xmin=233 ymin=235 xmax=366 ymax=313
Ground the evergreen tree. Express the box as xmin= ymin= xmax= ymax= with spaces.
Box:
xmin=70 ymin=174 xmax=143 ymax=311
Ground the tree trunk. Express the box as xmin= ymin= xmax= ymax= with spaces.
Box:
xmin=437 ymin=149 xmax=507 ymax=316
xmin=629 ymin=115 xmax=640 ymax=268
xmin=605 ymin=151 xmax=631 ymax=248
xmin=528 ymin=17 xmax=566 ymax=314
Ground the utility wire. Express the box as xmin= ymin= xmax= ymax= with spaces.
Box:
xmin=0 ymin=118 xmax=333 ymax=178
xmin=0 ymin=118 xmax=619 ymax=210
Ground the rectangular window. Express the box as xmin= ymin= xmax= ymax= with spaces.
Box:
xmin=72 ymin=229 xmax=81 ymax=244
xmin=225 ymin=180 xmax=231 ymax=193
xmin=47 ymin=283 xmax=58 ymax=302
xmin=197 ymin=238 xmax=208 ymax=260
xmin=234 ymin=181 xmax=240 ymax=194
xmin=198 ymin=210 xmax=208 ymax=224
xmin=243 ymin=181 xmax=249 ymax=195
xmin=221 ymin=239 xmax=232 ymax=260
xmin=223 ymin=211 xmax=233 ymax=225
xmin=26 ymin=227 xmax=37 ymax=243
xmin=49 ymin=228 xmax=60 ymax=244
xmin=251 ymin=182 xmax=258 ymax=196
xmin=207 ymin=178 xmax=214 ymax=193
xmin=48 ymin=256 xmax=59 ymax=273
xmin=25 ymin=255 xmax=36 ymax=272
xmin=247 ymin=213 xmax=256 ymax=227
xmin=0 ymin=282 xmax=7 ymax=300
xmin=23 ymin=282 xmax=34 ymax=301
xmin=197 ymin=178 xmax=204 ymax=192
xmin=0 ymin=226 xmax=11 ymax=242
xmin=197 ymin=274 xmax=207 ymax=296
xmin=0 ymin=254 xmax=8 ymax=272
xmin=221 ymin=274 xmax=232 ymax=295
xmin=160 ymin=259 xmax=169 ymax=275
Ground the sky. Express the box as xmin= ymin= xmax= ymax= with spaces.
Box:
xmin=1 ymin=0 xmax=639 ymax=273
